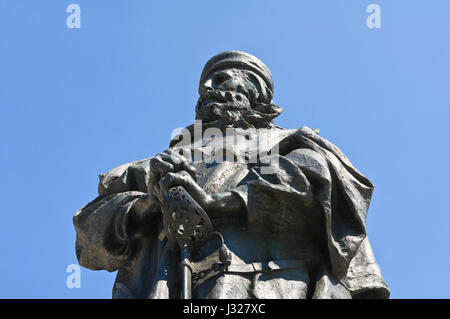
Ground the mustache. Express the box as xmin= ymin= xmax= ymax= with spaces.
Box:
xmin=195 ymin=102 xmax=246 ymax=125
xmin=198 ymin=89 xmax=251 ymax=107
xmin=195 ymin=88 xmax=283 ymax=129
xmin=196 ymin=89 xmax=252 ymax=122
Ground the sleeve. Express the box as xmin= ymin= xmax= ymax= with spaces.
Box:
xmin=341 ymin=237 xmax=390 ymax=298
xmin=73 ymin=191 xmax=144 ymax=271
xmin=290 ymin=127 xmax=373 ymax=279
xmin=73 ymin=158 xmax=155 ymax=272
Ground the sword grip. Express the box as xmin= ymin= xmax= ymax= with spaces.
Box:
xmin=181 ymin=244 xmax=192 ymax=299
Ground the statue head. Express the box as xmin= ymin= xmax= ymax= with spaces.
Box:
xmin=195 ymin=51 xmax=283 ymax=129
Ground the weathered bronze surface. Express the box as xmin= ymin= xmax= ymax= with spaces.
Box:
xmin=74 ymin=51 xmax=389 ymax=299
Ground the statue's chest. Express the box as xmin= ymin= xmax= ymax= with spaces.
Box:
xmin=194 ymin=161 xmax=249 ymax=194
xmin=178 ymin=128 xmax=294 ymax=194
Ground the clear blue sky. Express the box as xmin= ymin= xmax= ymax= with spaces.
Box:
xmin=1 ymin=1 xmax=449 ymax=298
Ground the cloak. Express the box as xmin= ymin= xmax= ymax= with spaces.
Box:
xmin=73 ymin=126 xmax=389 ymax=298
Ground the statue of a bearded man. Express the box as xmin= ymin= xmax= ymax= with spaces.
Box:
xmin=74 ymin=51 xmax=389 ymax=299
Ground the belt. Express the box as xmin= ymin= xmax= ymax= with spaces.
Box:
xmin=185 ymin=232 xmax=306 ymax=287
xmin=228 ymin=260 xmax=305 ymax=272
xmin=190 ymin=253 xmax=305 ymax=287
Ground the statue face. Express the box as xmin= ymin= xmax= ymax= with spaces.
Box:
xmin=196 ymin=69 xmax=261 ymax=124
xmin=200 ymin=69 xmax=253 ymax=96
xmin=195 ymin=62 xmax=281 ymax=129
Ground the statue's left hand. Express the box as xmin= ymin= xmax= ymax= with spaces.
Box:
xmin=156 ymin=171 xmax=213 ymax=210
xmin=156 ymin=171 xmax=245 ymax=223
xmin=148 ymin=150 xmax=197 ymax=205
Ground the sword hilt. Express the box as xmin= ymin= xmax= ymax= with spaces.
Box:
xmin=162 ymin=186 xmax=212 ymax=251
xmin=162 ymin=186 xmax=213 ymax=299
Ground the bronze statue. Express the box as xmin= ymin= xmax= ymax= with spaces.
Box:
xmin=74 ymin=51 xmax=389 ymax=299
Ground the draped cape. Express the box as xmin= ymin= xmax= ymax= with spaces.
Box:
xmin=73 ymin=126 xmax=389 ymax=298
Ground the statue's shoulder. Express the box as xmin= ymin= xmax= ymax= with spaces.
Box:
xmin=292 ymin=125 xmax=353 ymax=164
xmin=294 ymin=126 xmax=346 ymax=153
xmin=282 ymin=126 xmax=329 ymax=167
xmin=292 ymin=125 xmax=373 ymax=188
xmin=296 ymin=126 xmax=321 ymax=136
xmin=98 ymin=158 xmax=151 ymax=195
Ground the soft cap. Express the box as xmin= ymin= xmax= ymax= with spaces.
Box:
xmin=199 ymin=51 xmax=273 ymax=94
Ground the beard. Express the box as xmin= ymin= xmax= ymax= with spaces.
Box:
xmin=195 ymin=89 xmax=283 ymax=129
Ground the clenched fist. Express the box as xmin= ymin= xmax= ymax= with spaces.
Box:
xmin=143 ymin=149 xmax=244 ymax=226
xmin=148 ymin=149 xmax=211 ymax=208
